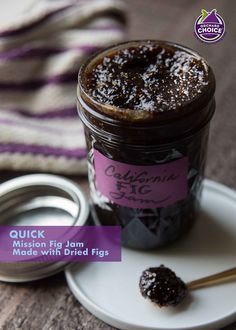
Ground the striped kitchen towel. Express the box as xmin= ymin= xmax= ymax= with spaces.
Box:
xmin=0 ymin=0 xmax=126 ymax=174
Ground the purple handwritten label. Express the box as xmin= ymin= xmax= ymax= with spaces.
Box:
xmin=94 ymin=149 xmax=188 ymax=209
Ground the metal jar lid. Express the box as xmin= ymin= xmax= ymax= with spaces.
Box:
xmin=0 ymin=174 xmax=89 ymax=282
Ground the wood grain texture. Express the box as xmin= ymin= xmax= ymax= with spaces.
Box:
xmin=0 ymin=1 xmax=235 ymax=329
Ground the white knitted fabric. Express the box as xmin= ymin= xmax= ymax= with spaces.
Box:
xmin=0 ymin=0 xmax=126 ymax=174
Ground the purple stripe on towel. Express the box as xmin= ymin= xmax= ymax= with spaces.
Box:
xmin=0 ymin=143 xmax=87 ymax=159
xmin=0 ymin=45 xmax=100 ymax=60
xmin=11 ymin=106 xmax=77 ymax=119
xmin=0 ymin=72 xmax=76 ymax=91
xmin=0 ymin=4 xmax=75 ymax=38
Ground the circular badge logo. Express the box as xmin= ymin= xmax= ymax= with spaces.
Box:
xmin=195 ymin=9 xmax=225 ymax=43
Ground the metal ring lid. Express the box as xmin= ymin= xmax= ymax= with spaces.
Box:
xmin=0 ymin=174 xmax=89 ymax=282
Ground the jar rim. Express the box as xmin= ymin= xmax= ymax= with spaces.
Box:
xmin=78 ymin=39 xmax=215 ymax=125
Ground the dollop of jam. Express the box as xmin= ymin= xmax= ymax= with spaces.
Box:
xmin=86 ymin=41 xmax=209 ymax=113
xmin=139 ymin=265 xmax=187 ymax=307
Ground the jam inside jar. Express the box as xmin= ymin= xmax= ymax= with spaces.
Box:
xmin=77 ymin=40 xmax=216 ymax=249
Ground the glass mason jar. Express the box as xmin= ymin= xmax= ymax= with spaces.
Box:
xmin=77 ymin=40 xmax=216 ymax=249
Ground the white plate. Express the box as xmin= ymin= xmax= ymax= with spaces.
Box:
xmin=65 ymin=180 xmax=236 ymax=330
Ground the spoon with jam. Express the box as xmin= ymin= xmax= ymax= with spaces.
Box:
xmin=139 ymin=265 xmax=236 ymax=307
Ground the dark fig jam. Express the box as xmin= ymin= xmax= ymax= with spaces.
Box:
xmin=139 ymin=265 xmax=187 ymax=307
xmin=86 ymin=42 xmax=209 ymax=114
xmin=77 ymin=40 xmax=215 ymax=249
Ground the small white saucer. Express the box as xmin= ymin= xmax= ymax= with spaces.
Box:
xmin=65 ymin=180 xmax=236 ymax=330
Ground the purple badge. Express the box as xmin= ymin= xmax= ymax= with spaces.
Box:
xmin=195 ymin=9 xmax=225 ymax=43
